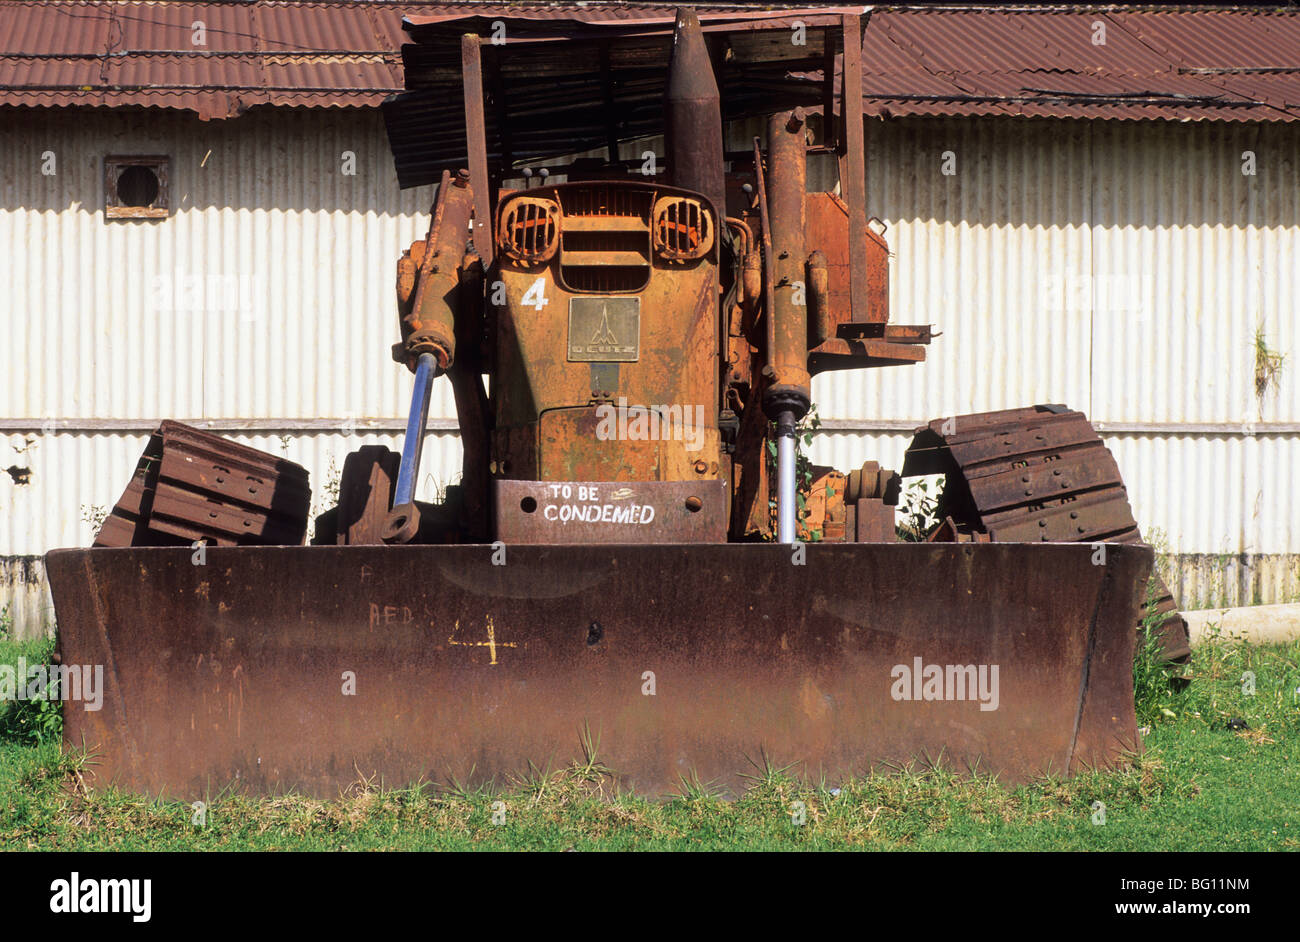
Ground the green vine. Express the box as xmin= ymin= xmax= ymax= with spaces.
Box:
xmin=896 ymin=477 xmax=942 ymax=541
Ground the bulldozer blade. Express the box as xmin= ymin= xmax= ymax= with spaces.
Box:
xmin=46 ymin=542 xmax=1151 ymax=799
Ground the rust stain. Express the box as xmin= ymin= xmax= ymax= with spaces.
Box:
xmin=47 ymin=543 xmax=1150 ymax=798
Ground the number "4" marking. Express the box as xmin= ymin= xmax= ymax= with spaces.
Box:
xmin=521 ymin=278 xmax=549 ymax=311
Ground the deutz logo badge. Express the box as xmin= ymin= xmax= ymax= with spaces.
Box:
xmin=568 ymin=297 xmax=640 ymax=362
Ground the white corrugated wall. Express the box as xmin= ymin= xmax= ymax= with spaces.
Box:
xmin=1 ymin=109 xmax=1297 ymax=637
xmin=1 ymin=109 xmax=454 ymax=423
xmin=819 ymin=116 xmax=1299 ymax=611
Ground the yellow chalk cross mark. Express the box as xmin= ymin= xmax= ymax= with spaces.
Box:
xmin=448 ymin=614 xmax=517 ymax=666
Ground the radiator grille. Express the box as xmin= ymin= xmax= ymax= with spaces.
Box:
xmin=558 ymin=187 xmax=651 ymax=293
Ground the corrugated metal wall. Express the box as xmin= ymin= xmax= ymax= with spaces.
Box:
xmin=2 ymin=109 xmax=1297 ymax=637
xmin=0 ymin=108 xmax=461 ymax=519
xmin=798 ymin=116 xmax=1299 ymax=610
xmin=1 ymin=108 xmax=445 ymax=423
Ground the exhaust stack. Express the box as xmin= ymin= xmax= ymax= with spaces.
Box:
xmin=664 ymin=8 xmax=725 ymax=214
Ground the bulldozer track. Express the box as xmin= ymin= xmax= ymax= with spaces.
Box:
xmin=94 ymin=421 xmax=311 ymax=548
xmin=904 ymin=405 xmax=1190 ymax=663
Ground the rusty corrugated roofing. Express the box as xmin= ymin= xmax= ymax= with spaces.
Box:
xmin=401 ymin=3 xmax=860 ymax=33
xmin=380 ymin=3 xmax=1300 ymax=188
xmin=396 ymin=4 xmax=1300 ymax=125
xmin=0 ymin=0 xmax=431 ymax=118
xmin=385 ymin=4 xmax=849 ymax=187
xmin=3 ymin=3 xmax=1299 ymax=123
xmin=858 ymin=7 xmax=1300 ymax=122
xmin=0 ymin=1 xmax=787 ymax=117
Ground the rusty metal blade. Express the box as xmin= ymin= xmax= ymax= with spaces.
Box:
xmin=46 ymin=542 xmax=1151 ymax=799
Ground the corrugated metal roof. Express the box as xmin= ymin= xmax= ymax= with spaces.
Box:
xmin=400 ymin=3 xmax=860 ymax=35
xmin=395 ymin=5 xmax=1300 ymax=123
xmin=858 ymin=7 xmax=1300 ymax=122
xmin=0 ymin=0 xmax=428 ymax=118
xmin=0 ymin=1 xmax=794 ymax=117
xmin=5 ymin=3 xmax=1298 ymax=122
xmin=385 ymin=4 xmax=855 ymax=186
xmin=381 ymin=4 xmax=1300 ymax=187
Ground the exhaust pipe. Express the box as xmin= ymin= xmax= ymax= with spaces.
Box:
xmin=664 ymin=8 xmax=725 ymax=213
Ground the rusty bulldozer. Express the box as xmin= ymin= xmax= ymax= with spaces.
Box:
xmin=46 ymin=8 xmax=1185 ymax=799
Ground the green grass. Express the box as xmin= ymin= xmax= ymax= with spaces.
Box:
xmin=1 ymin=631 xmax=1297 ymax=851
xmin=0 ymin=637 xmax=65 ymax=746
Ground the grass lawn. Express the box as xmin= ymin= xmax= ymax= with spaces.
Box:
xmin=1 ymin=624 xmax=1297 ymax=851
